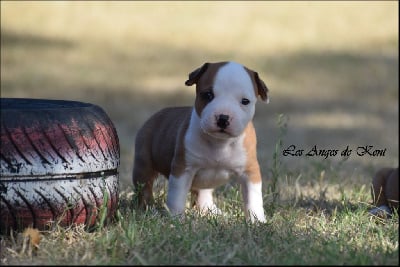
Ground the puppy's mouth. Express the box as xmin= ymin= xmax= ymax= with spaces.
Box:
xmin=201 ymin=127 xmax=235 ymax=139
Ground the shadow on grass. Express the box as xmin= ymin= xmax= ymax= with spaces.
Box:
xmin=1 ymin=29 xmax=75 ymax=49
xmin=294 ymin=197 xmax=362 ymax=216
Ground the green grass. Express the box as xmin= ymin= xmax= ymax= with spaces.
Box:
xmin=1 ymin=1 xmax=399 ymax=265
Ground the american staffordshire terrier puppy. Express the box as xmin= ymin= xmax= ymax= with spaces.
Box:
xmin=369 ymin=167 xmax=399 ymax=218
xmin=132 ymin=61 xmax=269 ymax=222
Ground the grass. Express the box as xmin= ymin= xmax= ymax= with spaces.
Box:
xmin=1 ymin=176 xmax=398 ymax=265
xmin=1 ymin=1 xmax=399 ymax=265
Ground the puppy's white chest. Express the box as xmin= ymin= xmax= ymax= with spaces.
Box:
xmin=184 ymin=122 xmax=247 ymax=189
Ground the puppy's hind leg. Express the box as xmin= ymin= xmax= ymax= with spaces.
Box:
xmin=132 ymin=155 xmax=158 ymax=209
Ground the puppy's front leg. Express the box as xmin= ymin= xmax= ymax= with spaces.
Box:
xmin=166 ymin=171 xmax=195 ymax=216
xmin=195 ymin=188 xmax=223 ymax=215
xmin=240 ymin=176 xmax=266 ymax=223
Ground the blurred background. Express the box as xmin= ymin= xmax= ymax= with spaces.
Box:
xmin=1 ymin=1 xmax=398 ymax=191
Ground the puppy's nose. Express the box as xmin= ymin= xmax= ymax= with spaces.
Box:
xmin=216 ymin=114 xmax=230 ymax=129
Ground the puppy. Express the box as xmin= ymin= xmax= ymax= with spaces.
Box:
xmin=369 ymin=167 xmax=399 ymax=217
xmin=132 ymin=61 xmax=269 ymax=222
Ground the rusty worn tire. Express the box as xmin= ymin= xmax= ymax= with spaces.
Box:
xmin=0 ymin=98 xmax=120 ymax=233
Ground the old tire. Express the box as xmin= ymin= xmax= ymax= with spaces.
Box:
xmin=0 ymin=98 xmax=120 ymax=233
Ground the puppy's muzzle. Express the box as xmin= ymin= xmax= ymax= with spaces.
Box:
xmin=216 ymin=114 xmax=230 ymax=130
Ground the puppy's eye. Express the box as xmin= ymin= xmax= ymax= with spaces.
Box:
xmin=201 ymin=91 xmax=214 ymax=102
xmin=241 ymin=98 xmax=250 ymax=105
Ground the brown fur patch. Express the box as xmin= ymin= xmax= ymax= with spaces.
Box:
xmin=243 ymin=122 xmax=262 ymax=183
xmin=244 ymin=67 xmax=269 ymax=102
xmin=372 ymin=167 xmax=399 ymax=209
xmin=170 ymin=110 xmax=192 ymax=177
xmin=191 ymin=62 xmax=228 ymax=117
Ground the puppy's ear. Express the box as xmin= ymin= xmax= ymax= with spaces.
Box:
xmin=185 ymin=63 xmax=210 ymax=86
xmin=253 ymin=71 xmax=270 ymax=103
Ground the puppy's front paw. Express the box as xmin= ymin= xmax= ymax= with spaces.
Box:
xmin=247 ymin=209 xmax=266 ymax=223
xmin=197 ymin=204 xmax=224 ymax=216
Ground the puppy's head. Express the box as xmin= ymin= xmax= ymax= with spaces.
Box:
xmin=185 ymin=61 xmax=269 ymax=139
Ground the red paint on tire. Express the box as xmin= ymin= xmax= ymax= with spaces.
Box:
xmin=0 ymin=98 xmax=120 ymax=233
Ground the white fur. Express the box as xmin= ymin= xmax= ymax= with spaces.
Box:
xmin=196 ymin=189 xmax=223 ymax=215
xmin=166 ymin=173 xmax=194 ymax=216
xmin=240 ymin=180 xmax=266 ymax=222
